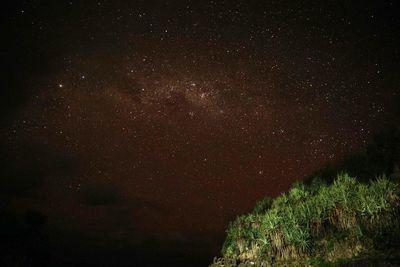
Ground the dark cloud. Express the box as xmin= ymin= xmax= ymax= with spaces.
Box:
xmin=79 ymin=182 xmax=120 ymax=207
xmin=0 ymin=143 xmax=77 ymax=198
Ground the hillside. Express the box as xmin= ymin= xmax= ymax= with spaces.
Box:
xmin=210 ymin=128 xmax=400 ymax=266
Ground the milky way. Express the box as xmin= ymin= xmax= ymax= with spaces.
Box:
xmin=2 ymin=1 xmax=400 ymax=265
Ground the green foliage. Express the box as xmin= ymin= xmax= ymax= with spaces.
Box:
xmin=213 ymin=128 xmax=400 ymax=266
xmin=252 ymin=196 xmax=273 ymax=215
xmin=216 ymin=173 xmax=400 ymax=266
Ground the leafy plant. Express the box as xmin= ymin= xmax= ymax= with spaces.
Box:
xmin=215 ymin=173 xmax=400 ymax=266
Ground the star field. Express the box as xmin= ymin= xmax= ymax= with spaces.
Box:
xmin=2 ymin=1 xmax=400 ymax=266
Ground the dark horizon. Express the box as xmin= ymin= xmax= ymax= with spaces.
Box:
xmin=1 ymin=1 xmax=400 ymax=266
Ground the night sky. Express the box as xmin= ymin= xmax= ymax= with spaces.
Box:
xmin=1 ymin=1 xmax=400 ymax=266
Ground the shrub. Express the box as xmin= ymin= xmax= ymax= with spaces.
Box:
xmin=216 ymin=173 xmax=400 ymax=266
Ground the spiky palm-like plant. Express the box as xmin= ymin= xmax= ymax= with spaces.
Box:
xmin=217 ymin=173 xmax=400 ymax=267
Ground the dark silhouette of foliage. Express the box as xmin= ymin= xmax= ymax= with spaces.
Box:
xmin=0 ymin=209 xmax=49 ymax=267
xmin=305 ymin=127 xmax=400 ymax=185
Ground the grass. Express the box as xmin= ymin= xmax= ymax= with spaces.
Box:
xmin=211 ymin=173 xmax=400 ymax=266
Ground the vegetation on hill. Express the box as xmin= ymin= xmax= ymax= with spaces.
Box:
xmin=210 ymin=128 xmax=400 ymax=266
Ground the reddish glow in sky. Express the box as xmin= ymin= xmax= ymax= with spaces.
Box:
xmin=2 ymin=1 xmax=400 ymax=266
